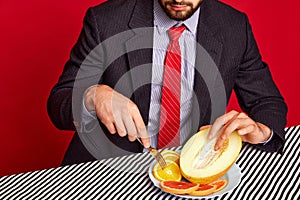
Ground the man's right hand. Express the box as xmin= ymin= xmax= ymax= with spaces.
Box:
xmin=84 ymin=84 xmax=150 ymax=148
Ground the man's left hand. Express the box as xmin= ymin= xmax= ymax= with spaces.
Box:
xmin=203 ymin=110 xmax=272 ymax=150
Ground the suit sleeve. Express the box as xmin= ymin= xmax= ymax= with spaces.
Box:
xmin=47 ymin=7 xmax=101 ymax=131
xmin=234 ymin=14 xmax=288 ymax=153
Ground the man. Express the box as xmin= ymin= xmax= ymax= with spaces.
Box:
xmin=47 ymin=0 xmax=287 ymax=165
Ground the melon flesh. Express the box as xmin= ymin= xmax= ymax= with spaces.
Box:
xmin=180 ymin=129 xmax=242 ymax=184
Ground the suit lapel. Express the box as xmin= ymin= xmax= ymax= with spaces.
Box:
xmin=192 ymin=0 xmax=225 ymax=129
xmin=197 ymin=0 xmax=223 ymax=67
xmin=124 ymin=0 xmax=154 ymax=125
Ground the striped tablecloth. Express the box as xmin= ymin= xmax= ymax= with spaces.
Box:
xmin=1 ymin=126 xmax=299 ymax=200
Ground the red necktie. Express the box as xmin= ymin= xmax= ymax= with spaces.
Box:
xmin=158 ymin=26 xmax=186 ymax=149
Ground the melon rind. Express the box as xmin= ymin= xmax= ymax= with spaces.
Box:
xmin=180 ymin=129 xmax=242 ymax=184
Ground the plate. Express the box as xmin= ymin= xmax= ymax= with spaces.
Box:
xmin=148 ymin=161 xmax=242 ymax=199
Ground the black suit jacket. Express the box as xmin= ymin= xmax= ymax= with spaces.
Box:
xmin=47 ymin=0 xmax=287 ymax=165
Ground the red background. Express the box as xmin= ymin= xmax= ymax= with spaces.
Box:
xmin=0 ymin=0 xmax=299 ymax=176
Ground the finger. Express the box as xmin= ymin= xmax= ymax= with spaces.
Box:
xmin=123 ymin=115 xmax=138 ymax=142
xmin=214 ymin=134 xmax=227 ymax=151
xmin=114 ymin=115 xmax=127 ymax=137
xmin=105 ymin=122 xmax=117 ymax=134
xmin=238 ymin=124 xmax=256 ymax=135
xmin=128 ymin=135 xmax=136 ymax=142
xmin=130 ymin=103 xmax=150 ymax=148
xmin=237 ymin=112 xmax=248 ymax=118
xmin=199 ymin=125 xmax=211 ymax=131
xmin=222 ymin=117 xmax=252 ymax=137
xmin=137 ymin=126 xmax=149 ymax=147
xmin=208 ymin=110 xmax=239 ymax=139
xmin=219 ymin=112 xmax=250 ymax=138
xmin=96 ymin=109 xmax=117 ymax=134
xmin=215 ymin=117 xmax=252 ymax=150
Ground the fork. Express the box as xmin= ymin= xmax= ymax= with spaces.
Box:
xmin=136 ymin=137 xmax=167 ymax=169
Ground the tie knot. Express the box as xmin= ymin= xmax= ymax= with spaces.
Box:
xmin=168 ymin=26 xmax=186 ymax=42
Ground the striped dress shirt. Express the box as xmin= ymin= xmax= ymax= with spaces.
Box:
xmin=148 ymin=1 xmax=200 ymax=148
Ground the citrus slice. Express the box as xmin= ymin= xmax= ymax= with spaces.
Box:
xmin=210 ymin=179 xmax=227 ymax=192
xmin=188 ymin=183 xmax=216 ymax=196
xmin=161 ymin=150 xmax=180 ymax=164
xmin=161 ymin=150 xmax=180 ymax=157
xmin=160 ymin=180 xmax=199 ymax=195
xmin=153 ymin=160 xmax=181 ymax=182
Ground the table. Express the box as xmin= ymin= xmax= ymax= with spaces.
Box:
xmin=1 ymin=126 xmax=299 ymax=199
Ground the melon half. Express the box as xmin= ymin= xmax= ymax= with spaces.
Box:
xmin=180 ymin=128 xmax=242 ymax=184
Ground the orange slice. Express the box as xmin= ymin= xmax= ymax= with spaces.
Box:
xmin=189 ymin=184 xmax=217 ymax=196
xmin=210 ymin=179 xmax=228 ymax=192
xmin=160 ymin=180 xmax=199 ymax=195
xmin=153 ymin=160 xmax=181 ymax=182
xmin=161 ymin=150 xmax=180 ymax=157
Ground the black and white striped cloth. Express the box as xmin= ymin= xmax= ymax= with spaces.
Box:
xmin=0 ymin=126 xmax=299 ymax=200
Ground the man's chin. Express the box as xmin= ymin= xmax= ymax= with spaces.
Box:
xmin=166 ymin=10 xmax=192 ymax=21
xmin=159 ymin=0 xmax=202 ymax=21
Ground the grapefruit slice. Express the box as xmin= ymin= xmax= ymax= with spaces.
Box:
xmin=160 ymin=180 xmax=199 ymax=195
xmin=211 ymin=179 xmax=228 ymax=192
xmin=189 ymin=183 xmax=217 ymax=196
xmin=153 ymin=160 xmax=181 ymax=182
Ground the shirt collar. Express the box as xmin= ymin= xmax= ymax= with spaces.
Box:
xmin=153 ymin=0 xmax=200 ymax=36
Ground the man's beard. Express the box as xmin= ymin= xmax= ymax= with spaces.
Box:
xmin=159 ymin=0 xmax=202 ymax=21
